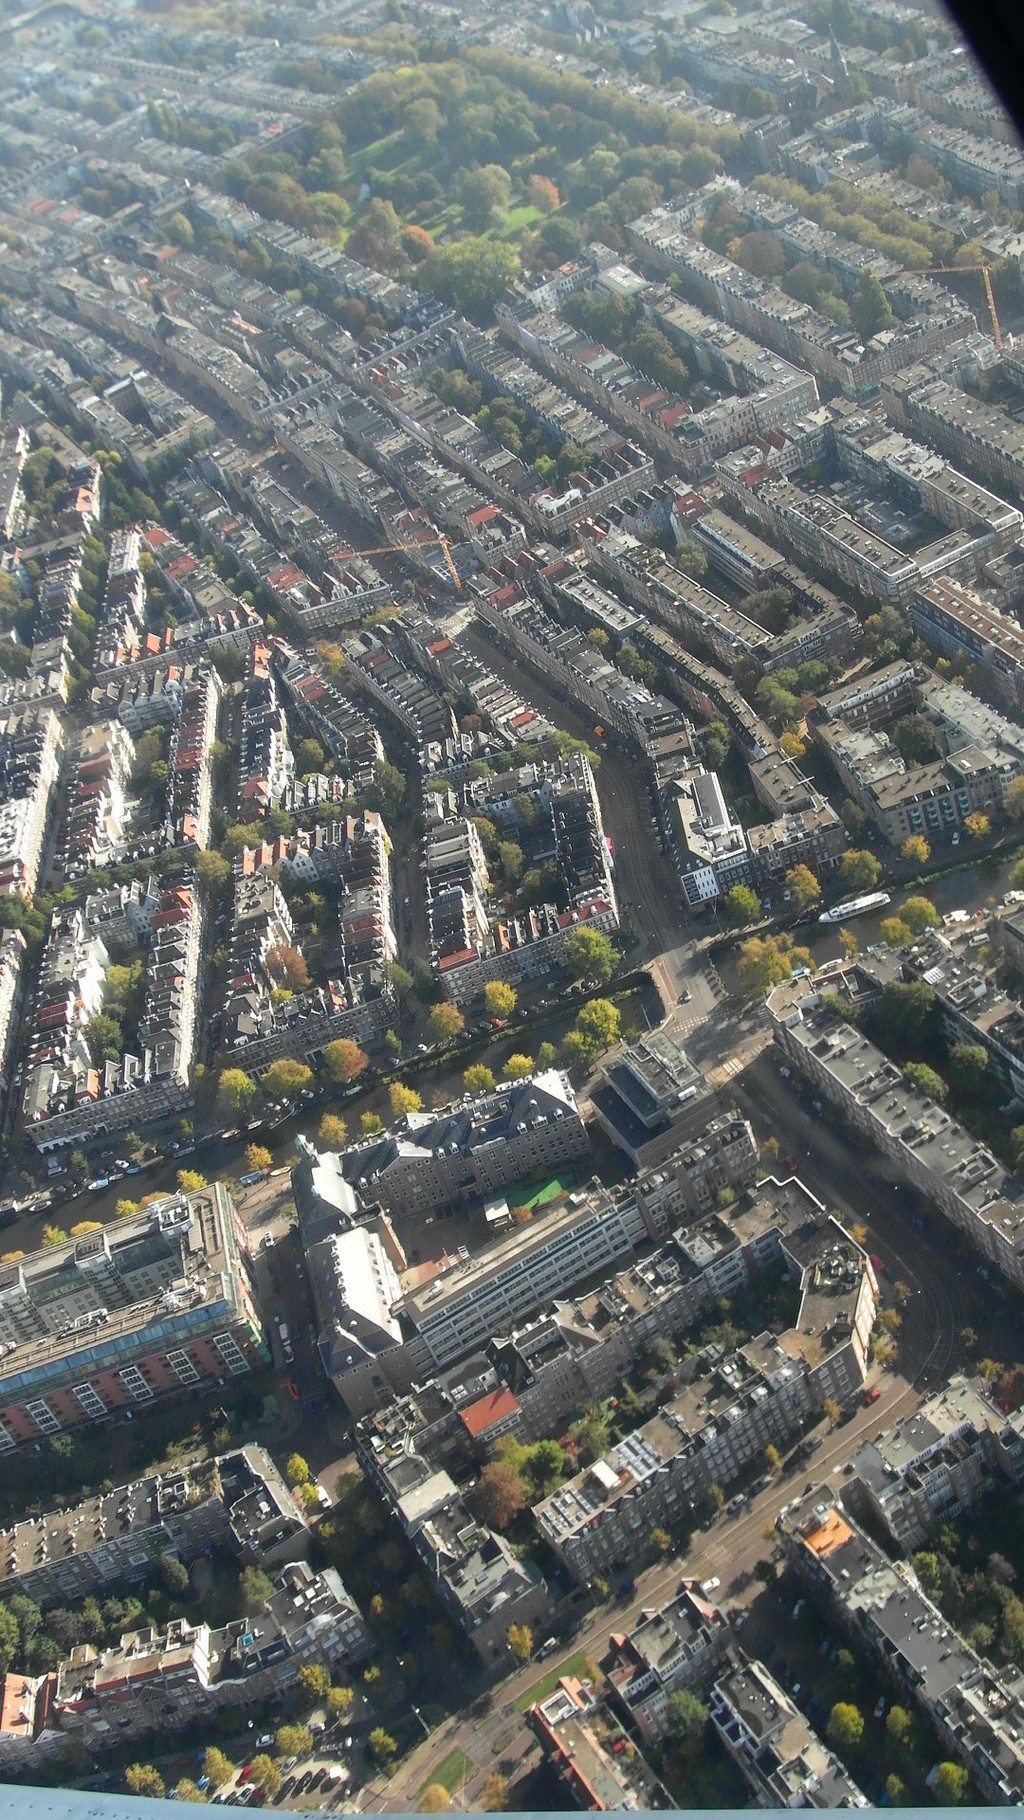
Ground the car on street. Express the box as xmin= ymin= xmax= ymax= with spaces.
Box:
xmin=864 ymin=1386 xmax=881 ymax=1405
xmin=701 ymin=1576 xmax=721 ymax=1594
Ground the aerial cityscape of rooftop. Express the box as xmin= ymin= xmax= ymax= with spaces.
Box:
xmin=4 ymin=0 xmax=1024 ymax=1809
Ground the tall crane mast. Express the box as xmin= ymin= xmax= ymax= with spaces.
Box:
xmin=347 ymin=532 xmax=463 ymax=592
xmin=915 ymin=263 xmax=1005 ymax=349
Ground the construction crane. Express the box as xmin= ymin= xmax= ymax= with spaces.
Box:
xmin=348 ymin=531 xmax=463 ymax=592
xmin=915 ymin=263 xmax=1005 ymax=349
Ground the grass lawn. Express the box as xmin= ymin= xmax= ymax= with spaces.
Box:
xmin=614 ymin=986 xmax=646 ymax=1041
xmin=525 ymin=1171 xmax=576 ymax=1208
xmin=501 ymin=1167 xmax=580 ymax=1211
xmin=420 ymin=1747 xmax=475 ymax=1797
xmin=501 ymin=203 xmax=543 ymax=235
xmin=346 ymin=130 xmax=404 ymax=181
xmin=514 ymin=1648 xmax=591 ymax=1712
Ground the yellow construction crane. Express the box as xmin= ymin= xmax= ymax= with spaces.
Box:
xmin=916 ymin=263 xmax=1005 ymax=349
xmin=350 ymin=532 xmax=463 ymax=592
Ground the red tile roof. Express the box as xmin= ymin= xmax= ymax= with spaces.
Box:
xmin=459 ymin=1388 xmax=520 ymax=1438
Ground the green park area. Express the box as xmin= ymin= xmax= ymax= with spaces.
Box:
xmin=513 ymin=1649 xmax=591 ymax=1713
xmin=419 ymin=1747 xmax=475 ymax=1800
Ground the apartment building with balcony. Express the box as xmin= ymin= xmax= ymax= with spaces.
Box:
xmin=167 ymin=666 xmax=221 ymax=850
xmin=500 ymin=296 xmax=818 ymax=477
xmin=910 ymin=578 xmax=1024 ymax=719
xmin=711 ymin=1658 xmax=868 ymax=1808
xmin=237 ymin=640 xmax=294 ymax=821
xmin=780 ymin=1493 xmax=1024 ymax=1803
xmin=812 ymin=661 xmax=918 ymax=732
xmin=476 ymin=587 xmax=692 ymax=764
xmin=22 ymin=883 xmax=202 ymax=1151
xmin=602 ymin=1584 xmax=731 ymax=1741
xmin=533 ymin=1335 xmax=815 ymax=1583
xmin=396 ymin=1181 xmax=660 ymax=1387
xmin=484 ymin=1170 xmax=823 ymax=1438
xmin=0 ymin=1187 xmax=264 ymax=1449
xmin=832 ymin=411 xmax=1022 ymax=552
xmin=0 ymin=1444 xmax=310 ymax=1607
xmin=690 ymin=508 xmax=789 ymax=593
xmin=845 ymin=1375 xmax=1024 ymax=1553
xmin=626 ymin=210 xmax=972 ymax=394
xmin=535 ymin=1212 xmax=876 ymax=1581
xmin=313 ymin=1153 xmax=843 ymax=1428
xmin=885 ymin=374 xmax=1024 ymax=506
xmin=582 ymin=526 xmax=772 ymax=672
xmin=62 ymin=718 xmax=137 ymax=876
xmin=0 ymin=706 xmax=64 ymax=900
xmin=51 ymin=1560 xmax=371 ymax=1750
xmin=831 ymin=732 xmax=1020 ymax=844
xmin=527 ymin=1676 xmax=671 ymax=1811
xmin=271 ymin=639 xmax=383 ymax=790
xmin=333 ymin=1069 xmax=590 ymax=1220
xmin=356 ymin=1409 xmax=551 ymax=1663
xmin=722 ymin=473 xmax=973 ymax=607
xmin=767 ymin=975 xmax=1024 ymax=1288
